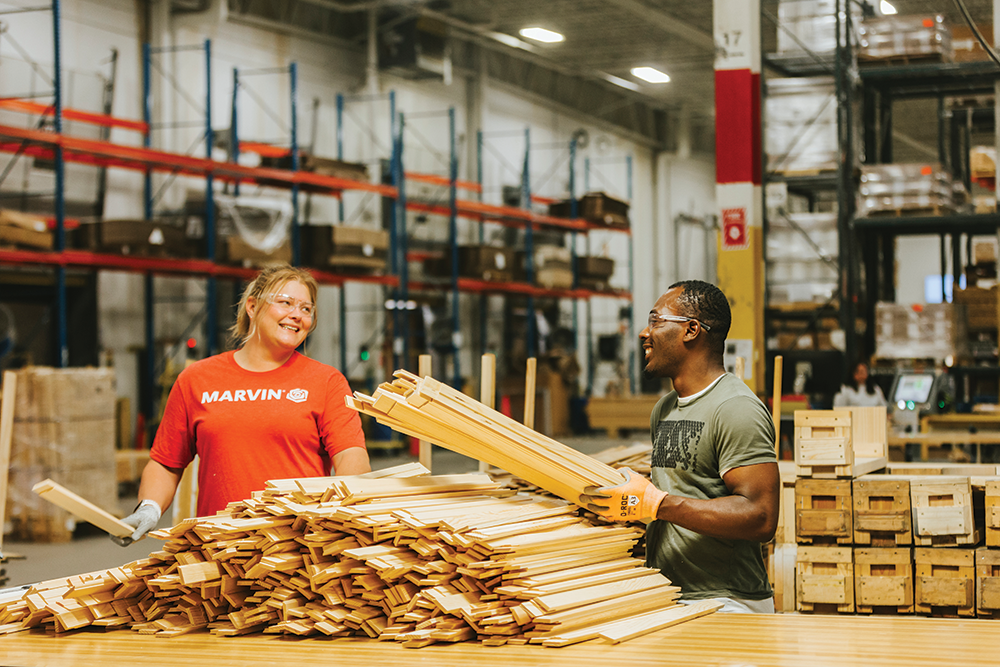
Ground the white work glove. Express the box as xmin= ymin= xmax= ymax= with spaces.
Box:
xmin=111 ymin=499 xmax=162 ymax=546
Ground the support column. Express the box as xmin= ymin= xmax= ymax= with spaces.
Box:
xmin=714 ymin=0 xmax=764 ymax=393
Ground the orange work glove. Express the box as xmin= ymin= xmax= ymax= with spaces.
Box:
xmin=578 ymin=468 xmax=668 ymax=523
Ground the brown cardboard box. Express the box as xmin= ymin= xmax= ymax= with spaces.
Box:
xmin=301 ymin=225 xmax=389 ymax=272
xmin=224 ymin=236 xmax=293 ymax=267
xmin=14 ymin=367 xmax=116 ymax=421
xmin=0 ymin=209 xmax=53 ymax=249
xmin=952 ymin=24 xmax=993 ymax=62
xmin=578 ymin=256 xmax=615 ymax=290
xmin=424 ymin=245 xmax=515 ymax=282
xmin=549 ymin=192 xmax=630 ymax=228
xmin=76 ymin=219 xmax=189 ymax=257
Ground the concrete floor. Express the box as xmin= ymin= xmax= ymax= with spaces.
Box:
xmin=2 ymin=434 xmax=640 ymax=589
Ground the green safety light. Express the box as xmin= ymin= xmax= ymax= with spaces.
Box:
xmin=906 ymin=401 xmax=915 ymax=410
xmin=360 ymin=345 xmax=370 ymax=362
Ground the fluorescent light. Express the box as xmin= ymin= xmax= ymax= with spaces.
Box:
xmin=519 ymin=27 xmax=564 ymax=43
xmin=880 ymin=0 xmax=897 ymax=15
xmin=631 ymin=66 xmax=671 ymax=84
xmin=599 ymin=72 xmax=640 ymax=92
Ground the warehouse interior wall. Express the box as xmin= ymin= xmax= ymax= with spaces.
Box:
xmin=1 ymin=0 xmax=722 ymax=428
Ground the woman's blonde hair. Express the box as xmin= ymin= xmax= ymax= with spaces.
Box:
xmin=228 ymin=264 xmax=319 ymax=349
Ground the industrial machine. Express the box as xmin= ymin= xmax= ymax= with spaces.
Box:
xmin=888 ymin=370 xmax=952 ymax=434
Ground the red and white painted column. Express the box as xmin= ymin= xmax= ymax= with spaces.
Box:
xmin=714 ymin=0 xmax=765 ymax=392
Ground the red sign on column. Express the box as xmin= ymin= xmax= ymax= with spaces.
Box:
xmin=722 ymin=207 xmax=748 ymax=250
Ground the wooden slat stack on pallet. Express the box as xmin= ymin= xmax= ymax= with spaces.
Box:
xmin=6 ymin=367 xmax=118 ymax=542
xmin=0 ymin=466 xmax=718 ymax=646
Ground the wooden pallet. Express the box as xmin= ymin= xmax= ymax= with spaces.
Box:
xmin=914 ymin=547 xmax=976 ymax=617
xmin=863 ymin=204 xmax=953 ymax=218
xmin=796 ymin=545 xmax=854 ymax=614
xmin=854 ymin=548 xmax=913 ymax=614
xmin=795 ymin=478 xmax=853 ymax=545
xmin=853 ymin=475 xmax=912 ymax=547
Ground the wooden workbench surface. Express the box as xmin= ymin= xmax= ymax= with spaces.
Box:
xmin=3 ymin=612 xmax=998 ymax=667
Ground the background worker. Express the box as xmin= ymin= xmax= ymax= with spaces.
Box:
xmin=114 ymin=265 xmax=370 ymax=545
xmin=580 ymin=280 xmax=779 ymax=613
xmin=833 ymin=359 xmax=887 ymax=408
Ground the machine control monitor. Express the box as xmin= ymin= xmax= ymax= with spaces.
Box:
xmin=893 ymin=373 xmax=935 ymax=406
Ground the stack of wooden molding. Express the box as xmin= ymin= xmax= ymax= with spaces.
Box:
xmin=0 ymin=466 xmax=717 ymax=646
xmin=346 ymin=371 xmax=627 ymax=503
xmin=488 ymin=443 xmax=653 ymax=497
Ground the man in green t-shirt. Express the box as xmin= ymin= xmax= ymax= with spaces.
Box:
xmin=580 ymin=280 xmax=779 ymax=612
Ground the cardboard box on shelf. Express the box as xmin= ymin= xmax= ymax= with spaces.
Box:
xmin=0 ymin=209 xmax=53 ymax=250
xmin=301 ymin=225 xmax=389 ymax=272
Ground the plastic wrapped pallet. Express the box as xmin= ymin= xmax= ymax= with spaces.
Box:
xmin=874 ymin=302 xmax=967 ymax=361
xmin=765 ymin=77 xmax=839 ymax=174
xmin=775 ymin=0 xmax=863 ymax=55
xmin=7 ymin=367 xmax=117 ymax=542
xmin=857 ymin=163 xmax=957 ymax=217
xmin=859 ymin=14 xmax=952 ymax=62
xmin=766 ymin=212 xmax=838 ymax=305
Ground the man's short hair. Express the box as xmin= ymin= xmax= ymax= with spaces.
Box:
xmin=668 ymin=280 xmax=731 ymax=351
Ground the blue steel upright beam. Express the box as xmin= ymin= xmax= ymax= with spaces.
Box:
xmin=448 ymin=107 xmax=460 ymax=388
xmin=477 ymin=129 xmax=486 ymax=360
xmin=336 ymin=93 xmax=347 ymax=372
xmin=230 ymin=67 xmax=240 ymax=196
xmin=289 ymin=62 xmax=301 ymax=267
xmin=569 ymin=136 xmax=579 ymax=354
xmin=204 ymin=39 xmax=218 ymax=355
xmin=393 ymin=112 xmax=405 ymax=370
xmin=53 ymin=0 xmax=67 ymax=367
xmin=140 ymin=40 xmax=155 ymax=427
xmin=398 ymin=111 xmax=410 ymax=370
xmin=585 ymin=157 xmax=593 ymax=395
xmin=522 ymin=128 xmax=535 ymax=360
xmin=626 ymin=154 xmax=635 ymax=393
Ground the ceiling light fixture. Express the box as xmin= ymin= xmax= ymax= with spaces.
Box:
xmin=880 ymin=0 xmax=897 ymax=15
xmin=631 ymin=66 xmax=671 ymax=84
xmin=519 ymin=27 xmax=564 ymax=43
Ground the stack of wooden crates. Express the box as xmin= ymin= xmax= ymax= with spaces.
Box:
xmin=770 ymin=405 xmax=1000 ymax=618
xmin=6 ymin=367 xmax=117 ymax=542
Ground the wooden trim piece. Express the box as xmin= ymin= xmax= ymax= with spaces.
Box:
xmin=31 ymin=478 xmax=133 ymax=538
xmin=598 ymin=599 xmax=724 ymax=644
xmin=0 ymin=371 xmax=16 ymax=552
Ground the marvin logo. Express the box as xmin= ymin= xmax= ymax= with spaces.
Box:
xmin=199 ymin=388 xmax=309 ymax=404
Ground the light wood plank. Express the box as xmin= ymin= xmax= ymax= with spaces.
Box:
xmin=31 ymin=479 xmax=133 ymax=538
xmin=0 ymin=371 xmax=16 ymax=552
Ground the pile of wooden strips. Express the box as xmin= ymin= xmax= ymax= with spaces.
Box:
xmin=0 ymin=468 xmax=717 ymax=647
xmin=347 ymin=371 xmax=626 ymax=503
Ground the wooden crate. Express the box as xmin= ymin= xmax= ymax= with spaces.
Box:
xmin=853 ymin=475 xmax=912 ymax=546
xmin=986 ymin=479 xmax=1000 ymax=547
xmin=795 ymin=545 xmax=854 ymax=613
xmin=914 ymin=547 xmax=976 ymax=617
xmin=976 ymin=547 xmax=1000 ymax=619
xmin=854 ymin=547 xmax=914 ymax=614
xmin=794 ymin=409 xmax=887 ymax=478
xmin=795 ymin=478 xmax=853 ymax=545
xmin=910 ymin=476 xmax=979 ymax=547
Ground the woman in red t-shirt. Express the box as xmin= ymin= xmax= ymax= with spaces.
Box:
xmin=114 ymin=265 xmax=370 ymax=545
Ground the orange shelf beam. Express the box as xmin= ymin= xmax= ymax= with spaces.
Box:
xmin=0 ymin=98 xmax=150 ymax=133
xmin=409 ymin=277 xmax=629 ymax=300
xmin=0 ymin=124 xmax=397 ymax=197
xmin=0 ymin=248 xmax=399 ymax=288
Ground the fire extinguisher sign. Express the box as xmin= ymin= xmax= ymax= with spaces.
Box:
xmin=721 ymin=207 xmax=748 ymax=250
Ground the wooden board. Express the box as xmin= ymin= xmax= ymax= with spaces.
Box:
xmin=30 ymin=478 xmax=133 ymax=538
xmin=0 ymin=371 xmax=16 ymax=552
xmin=5 ymin=612 xmax=1000 ymax=665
